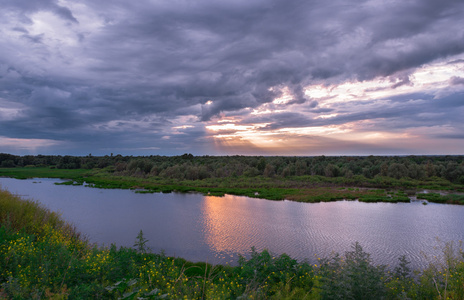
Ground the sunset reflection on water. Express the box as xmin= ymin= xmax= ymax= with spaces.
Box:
xmin=202 ymin=195 xmax=259 ymax=255
xmin=201 ymin=194 xmax=322 ymax=261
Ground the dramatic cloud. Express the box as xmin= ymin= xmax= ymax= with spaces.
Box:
xmin=1 ymin=0 xmax=463 ymax=155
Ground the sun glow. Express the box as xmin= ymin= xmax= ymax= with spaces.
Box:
xmin=204 ymin=108 xmax=431 ymax=154
xmin=206 ymin=123 xmax=269 ymax=132
xmin=206 ymin=120 xmax=354 ymax=152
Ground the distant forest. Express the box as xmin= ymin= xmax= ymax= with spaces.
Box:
xmin=1 ymin=153 xmax=463 ymax=184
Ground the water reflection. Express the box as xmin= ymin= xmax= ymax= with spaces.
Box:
xmin=203 ymin=196 xmax=253 ymax=254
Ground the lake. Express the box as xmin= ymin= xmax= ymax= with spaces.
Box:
xmin=1 ymin=177 xmax=463 ymax=269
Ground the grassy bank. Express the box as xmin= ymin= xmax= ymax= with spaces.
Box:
xmin=0 ymin=167 xmax=90 ymax=180
xmin=417 ymin=193 xmax=464 ymax=205
xmin=2 ymin=167 xmax=463 ymax=204
xmin=1 ymin=187 xmax=464 ymax=299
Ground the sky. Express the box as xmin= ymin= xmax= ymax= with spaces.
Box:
xmin=1 ymin=0 xmax=464 ymax=156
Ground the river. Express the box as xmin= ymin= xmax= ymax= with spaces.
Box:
xmin=1 ymin=177 xmax=463 ymax=269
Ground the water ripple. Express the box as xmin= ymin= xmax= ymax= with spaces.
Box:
xmin=1 ymin=178 xmax=464 ymax=269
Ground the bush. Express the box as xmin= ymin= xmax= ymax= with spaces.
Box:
xmin=318 ymin=242 xmax=386 ymax=299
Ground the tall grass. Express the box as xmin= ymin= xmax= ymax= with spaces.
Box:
xmin=1 ymin=186 xmax=464 ymax=299
xmin=1 ymin=189 xmax=50 ymax=228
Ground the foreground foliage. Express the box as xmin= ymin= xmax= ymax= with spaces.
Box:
xmin=1 ymin=188 xmax=464 ymax=299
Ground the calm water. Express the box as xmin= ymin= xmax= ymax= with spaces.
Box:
xmin=1 ymin=177 xmax=464 ymax=269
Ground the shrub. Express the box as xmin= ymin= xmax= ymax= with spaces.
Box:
xmin=318 ymin=242 xmax=386 ymax=299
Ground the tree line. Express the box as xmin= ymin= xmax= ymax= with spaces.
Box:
xmin=1 ymin=153 xmax=463 ymax=183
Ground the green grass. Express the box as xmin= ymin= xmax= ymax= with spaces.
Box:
xmin=0 ymin=167 xmax=90 ymax=180
xmin=358 ymin=190 xmax=410 ymax=203
xmin=416 ymin=193 xmax=464 ymax=205
xmin=2 ymin=187 xmax=464 ymax=299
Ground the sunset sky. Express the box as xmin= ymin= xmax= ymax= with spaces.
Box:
xmin=1 ymin=0 xmax=464 ymax=156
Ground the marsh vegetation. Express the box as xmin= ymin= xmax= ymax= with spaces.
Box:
xmin=1 ymin=154 xmax=463 ymax=205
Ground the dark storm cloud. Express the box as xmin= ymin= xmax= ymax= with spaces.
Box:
xmin=1 ymin=0 xmax=464 ymax=154
xmin=450 ymin=76 xmax=464 ymax=85
xmin=2 ymin=0 xmax=78 ymax=23
xmin=76 ymin=0 xmax=464 ymax=117
xmin=331 ymin=93 xmax=464 ymax=135
xmin=242 ymin=112 xmax=313 ymax=131
xmin=200 ymin=94 xmax=257 ymax=121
